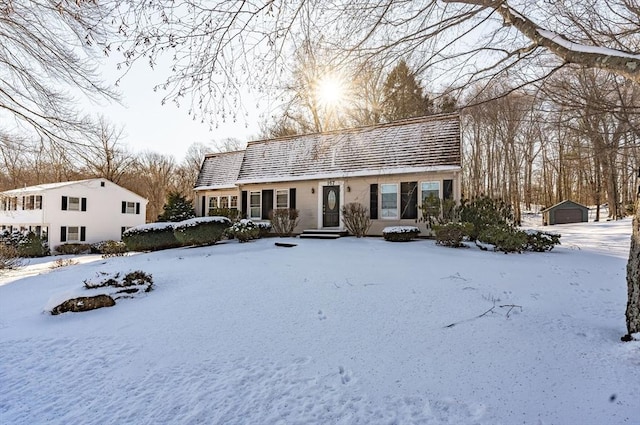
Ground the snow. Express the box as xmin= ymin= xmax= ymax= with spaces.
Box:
xmin=173 ymin=216 xmax=231 ymax=228
xmin=382 ymin=225 xmax=421 ymax=234
xmin=122 ymin=221 xmax=175 ymax=235
xmin=1 ymin=218 xmax=639 ymax=424
xmin=537 ymin=29 xmax=640 ymax=60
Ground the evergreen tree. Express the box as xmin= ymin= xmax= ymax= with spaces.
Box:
xmin=381 ymin=60 xmax=433 ymax=122
xmin=157 ymin=192 xmax=196 ymax=222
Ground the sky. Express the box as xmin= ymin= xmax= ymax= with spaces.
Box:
xmin=1 ymin=217 xmax=638 ymax=424
xmin=93 ymin=55 xmax=263 ymax=161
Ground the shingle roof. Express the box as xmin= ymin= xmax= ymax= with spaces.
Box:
xmin=194 ymin=150 xmax=245 ymax=189
xmin=194 ymin=113 xmax=461 ymax=188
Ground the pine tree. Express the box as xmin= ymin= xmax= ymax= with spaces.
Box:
xmin=381 ymin=60 xmax=432 ymax=122
xmin=157 ymin=193 xmax=196 ymax=222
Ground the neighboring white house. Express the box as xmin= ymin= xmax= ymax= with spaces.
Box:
xmin=0 ymin=179 xmax=147 ymax=247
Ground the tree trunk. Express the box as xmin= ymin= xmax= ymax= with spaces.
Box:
xmin=624 ymin=200 xmax=640 ymax=340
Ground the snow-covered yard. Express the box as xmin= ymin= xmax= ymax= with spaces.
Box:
xmin=1 ymin=219 xmax=639 ymax=424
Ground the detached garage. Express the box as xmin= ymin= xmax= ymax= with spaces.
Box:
xmin=541 ymin=200 xmax=589 ymax=225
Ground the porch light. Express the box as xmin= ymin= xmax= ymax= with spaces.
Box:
xmin=311 ymin=188 xmax=315 ymax=194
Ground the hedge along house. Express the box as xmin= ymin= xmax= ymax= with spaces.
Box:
xmin=194 ymin=113 xmax=462 ymax=236
xmin=541 ymin=200 xmax=590 ymax=225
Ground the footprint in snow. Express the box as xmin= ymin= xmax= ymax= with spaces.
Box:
xmin=317 ymin=310 xmax=327 ymax=320
xmin=339 ymin=366 xmax=352 ymax=384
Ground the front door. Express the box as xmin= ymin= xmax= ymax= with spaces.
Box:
xmin=322 ymin=185 xmax=340 ymax=227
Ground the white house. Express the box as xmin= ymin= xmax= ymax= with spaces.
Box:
xmin=0 ymin=179 xmax=147 ymax=247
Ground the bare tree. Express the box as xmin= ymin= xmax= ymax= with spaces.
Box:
xmin=1 ymin=0 xmax=118 ymax=146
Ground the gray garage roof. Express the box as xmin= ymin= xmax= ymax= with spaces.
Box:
xmin=195 ymin=113 xmax=461 ymax=188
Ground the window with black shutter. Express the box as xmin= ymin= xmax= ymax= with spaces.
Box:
xmin=241 ymin=191 xmax=248 ymax=218
xmin=443 ymin=179 xmax=454 ymax=199
xmin=400 ymin=182 xmax=418 ymax=219
xmin=289 ymin=188 xmax=297 ymax=210
xmin=370 ymin=184 xmax=378 ymax=219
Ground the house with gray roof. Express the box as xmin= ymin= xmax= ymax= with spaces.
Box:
xmin=194 ymin=113 xmax=462 ymax=236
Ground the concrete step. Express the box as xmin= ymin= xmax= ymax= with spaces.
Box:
xmin=299 ymin=229 xmax=348 ymax=239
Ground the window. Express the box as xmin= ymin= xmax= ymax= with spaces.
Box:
xmin=380 ymin=184 xmax=398 ymax=218
xmin=122 ymin=201 xmax=140 ymax=214
xmin=68 ymin=197 xmax=80 ymax=211
xmin=61 ymin=226 xmax=85 ymax=242
xmin=207 ymin=196 xmax=218 ymax=215
xmin=220 ymin=196 xmax=229 ymax=209
xmin=230 ymin=195 xmax=238 ymax=210
xmin=421 ymin=182 xmax=440 ymax=203
xmin=35 ymin=195 xmax=42 ymax=209
xmin=250 ymin=191 xmax=261 ymax=218
xmin=67 ymin=226 xmax=80 ymax=241
xmin=125 ymin=202 xmax=136 ymax=214
xmin=276 ymin=189 xmax=289 ymax=209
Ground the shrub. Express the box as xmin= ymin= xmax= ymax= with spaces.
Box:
xmin=477 ymin=225 xmax=527 ymax=253
xmin=54 ymin=243 xmax=92 ymax=255
xmin=269 ymin=208 xmax=299 ymax=237
xmin=341 ymin=202 xmax=371 ymax=237
xmin=122 ymin=222 xmax=181 ymax=251
xmin=382 ymin=226 xmax=421 ymax=242
xmin=17 ymin=232 xmax=49 ymax=257
xmin=0 ymin=244 xmax=23 ymax=271
xmin=173 ymin=216 xmax=231 ymax=246
xmin=420 ymin=195 xmax=458 ymax=231
xmin=226 ymin=219 xmax=262 ymax=242
xmin=458 ymin=196 xmax=514 ymax=241
xmin=209 ymin=207 xmax=241 ymax=221
xmin=434 ymin=222 xmax=473 ymax=247
xmin=157 ymin=192 xmax=195 ymax=222
xmin=525 ymin=230 xmax=561 ymax=252
xmin=91 ymin=240 xmax=128 ymax=257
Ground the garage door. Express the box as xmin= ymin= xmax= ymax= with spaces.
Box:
xmin=555 ymin=209 xmax=583 ymax=224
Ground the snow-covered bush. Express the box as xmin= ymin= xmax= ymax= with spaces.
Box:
xmin=383 ymin=226 xmax=421 ymax=242
xmin=433 ymin=222 xmax=473 ymax=247
xmin=173 ymin=216 xmax=231 ymax=246
xmin=226 ymin=219 xmax=262 ymax=242
xmin=269 ymin=208 xmax=299 ymax=237
xmin=477 ymin=225 xmax=527 ymax=253
xmin=341 ymin=203 xmax=371 ymax=237
xmin=524 ymin=230 xmax=561 ymax=252
xmin=122 ymin=222 xmax=181 ymax=251
xmin=91 ymin=240 xmax=128 ymax=257
xmin=0 ymin=230 xmax=49 ymax=258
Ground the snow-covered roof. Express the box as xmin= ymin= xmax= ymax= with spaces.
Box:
xmin=195 ymin=114 xmax=461 ymax=189
xmin=1 ymin=179 xmax=94 ymax=194
xmin=194 ymin=150 xmax=245 ymax=189
xmin=540 ymin=199 xmax=589 ymax=212
xmin=1 ymin=178 xmax=147 ymax=201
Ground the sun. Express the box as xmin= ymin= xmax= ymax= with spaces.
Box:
xmin=315 ymin=75 xmax=346 ymax=108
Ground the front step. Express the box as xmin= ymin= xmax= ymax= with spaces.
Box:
xmin=299 ymin=229 xmax=348 ymax=239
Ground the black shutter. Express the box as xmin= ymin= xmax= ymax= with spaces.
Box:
xmin=21 ymin=196 xmax=25 ymax=210
xmin=81 ymin=197 xmax=87 ymax=211
xmin=121 ymin=201 xmax=126 ymax=213
xmin=262 ymin=189 xmax=274 ymax=219
xmin=136 ymin=202 xmax=140 ymax=214
xmin=60 ymin=226 xmax=67 ymax=242
xmin=370 ymin=184 xmax=378 ymax=219
xmin=201 ymin=196 xmax=206 ymax=216
xmin=443 ymin=179 xmax=453 ymax=200
xmin=241 ymin=191 xmax=248 ymax=218
xmin=61 ymin=196 xmax=68 ymax=210
xmin=401 ymin=182 xmax=418 ymax=219
xmin=289 ymin=188 xmax=296 ymax=210
xmin=121 ymin=226 xmax=126 ymax=236
xmin=80 ymin=226 xmax=86 ymax=242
